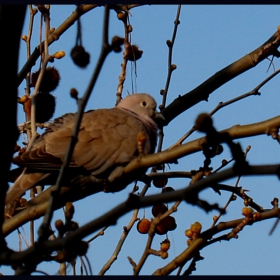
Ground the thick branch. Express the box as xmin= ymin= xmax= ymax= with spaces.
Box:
xmin=1 ymin=164 xmax=280 ymax=267
xmin=124 ymin=114 xmax=280 ymax=174
xmin=4 ymin=115 xmax=280 ymax=235
xmin=161 ymin=29 xmax=280 ymax=125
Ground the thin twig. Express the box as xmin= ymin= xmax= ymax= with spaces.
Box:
xmin=157 ymin=5 xmax=181 ymax=154
xmin=211 ymin=145 xmax=251 ymax=228
xmin=38 ymin=5 xmax=113 ymax=242
xmin=152 ymin=207 xmax=280 ymax=275
xmin=160 ymin=5 xmax=181 ymax=110
xmin=212 ymin=183 xmax=264 ymax=213
xmin=210 ymin=68 xmax=280 ymax=116
xmin=2 ymin=164 xmax=280 ymax=267
xmin=87 ymin=226 xmax=108 ymax=243
xmin=133 ymin=200 xmax=181 ymax=275
xmin=17 ymin=5 xmax=100 ymax=87
xmin=169 ymin=68 xmax=280 ymax=149
xmin=30 ymin=8 xmax=51 ymax=137
xmin=79 ymin=256 xmax=89 ymax=276
xmin=115 ymin=10 xmax=130 ymax=105
xmin=98 ymin=184 xmax=149 ymax=275
xmin=160 ymin=28 xmax=280 ymax=126
xmin=83 ymin=254 xmax=93 ymax=275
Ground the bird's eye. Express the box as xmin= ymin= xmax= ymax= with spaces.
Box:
xmin=140 ymin=101 xmax=147 ymax=107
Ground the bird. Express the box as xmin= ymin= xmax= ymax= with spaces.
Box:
xmin=6 ymin=93 xmax=163 ymax=207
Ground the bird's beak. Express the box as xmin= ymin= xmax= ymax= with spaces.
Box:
xmin=154 ymin=111 xmax=165 ymax=121
xmin=153 ymin=111 xmax=165 ymax=126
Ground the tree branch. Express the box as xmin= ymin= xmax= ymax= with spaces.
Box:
xmin=1 ymin=165 xmax=280 ymax=270
xmin=161 ymin=28 xmax=280 ymax=125
xmin=4 ymin=114 xmax=280 ymax=235
xmin=123 ymin=114 xmax=280 ymax=174
xmin=152 ymin=207 xmax=280 ymax=275
xmin=17 ymin=4 xmax=100 ymax=86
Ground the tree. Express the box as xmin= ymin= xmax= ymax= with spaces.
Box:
xmin=1 ymin=4 xmax=280 ymax=275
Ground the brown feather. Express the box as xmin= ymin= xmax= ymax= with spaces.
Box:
xmin=7 ymin=94 xmax=162 ymax=205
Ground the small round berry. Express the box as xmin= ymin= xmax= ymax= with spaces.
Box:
xmin=185 ymin=229 xmax=193 ymax=238
xmin=117 ymin=12 xmax=126 ymax=21
xmin=70 ymin=88 xmax=79 ymax=99
xmin=242 ymin=207 xmax=254 ymax=217
xmin=55 ymin=219 xmax=64 ymax=231
xmin=137 ymin=218 xmax=151 ymax=234
xmin=160 ymin=251 xmax=168 ymax=259
xmin=156 ymin=216 xmax=177 ymax=235
xmin=125 ymin=44 xmax=143 ymax=61
xmin=160 ymin=239 xmax=170 ymax=252
xmin=163 ymin=216 xmax=177 ymax=231
xmin=152 ymin=204 xmax=168 ymax=217
xmin=190 ymin=222 xmax=202 ymax=234
xmin=195 ymin=113 xmax=213 ymax=132
xmin=71 ymin=45 xmax=90 ymax=68
xmin=152 ymin=177 xmax=168 ymax=188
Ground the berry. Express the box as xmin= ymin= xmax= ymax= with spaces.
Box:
xmin=71 ymin=45 xmax=90 ymax=68
xmin=161 ymin=186 xmax=174 ymax=193
xmin=155 ymin=216 xmax=177 ymax=235
xmin=190 ymin=222 xmax=202 ymax=234
xmin=137 ymin=218 xmax=151 ymax=234
xmin=185 ymin=229 xmax=193 ymax=238
xmin=152 ymin=204 xmax=168 ymax=217
xmin=195 ymin=113 xmax=213 ymax=132
xmin=152 ymin=177 xmax=168 ymax=188
xmin=242 ymin=207 xmax=254 ymax=217
xmin=161 ymin=251 xmax=168 ymax=259
xmin=125 ymin=44 xmax=143 ymax=61
xmin=117 ymin=12 xmax=126 ymax=21
xmin=55 ymin=219 xmax=64 ymax=231
xmin=160 ymin=239 xmax=170 ymax=252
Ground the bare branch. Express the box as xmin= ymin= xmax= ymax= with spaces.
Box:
xmin=17 ymin=4 xmax=100 ymax=86
xmin=124 ymin=114 xmax=280 ymax=175
xmin=152 ymin=207 xmax=280 ymax=275
xmin=161 ymin=28 xmax=280 ymax=125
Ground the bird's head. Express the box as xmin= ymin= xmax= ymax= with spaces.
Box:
xmin=117 ymin=93 xmax=164 ymax=126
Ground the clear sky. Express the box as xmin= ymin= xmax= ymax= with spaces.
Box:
xmin=2 ymin=5 xmax=280 ymax=275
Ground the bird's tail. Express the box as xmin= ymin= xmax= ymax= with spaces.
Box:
xmin=5 ymin=170 xmax=46 ymax=205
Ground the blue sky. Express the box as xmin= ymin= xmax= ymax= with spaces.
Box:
xmin=2 ymin=5 xmax=280 ymax=275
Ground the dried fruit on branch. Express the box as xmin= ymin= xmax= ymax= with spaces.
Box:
xmin=71 ymin=45 xmax=90 ymax=68
xmin=31 ymin=67 xmax=60 ymax=92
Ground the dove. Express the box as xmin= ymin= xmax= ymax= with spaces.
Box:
xmin=6 ymin=93 xmax=163 ymax=206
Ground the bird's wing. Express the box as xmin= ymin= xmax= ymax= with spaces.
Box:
xmin=13 ymin=108 xmax=147 ymax=176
